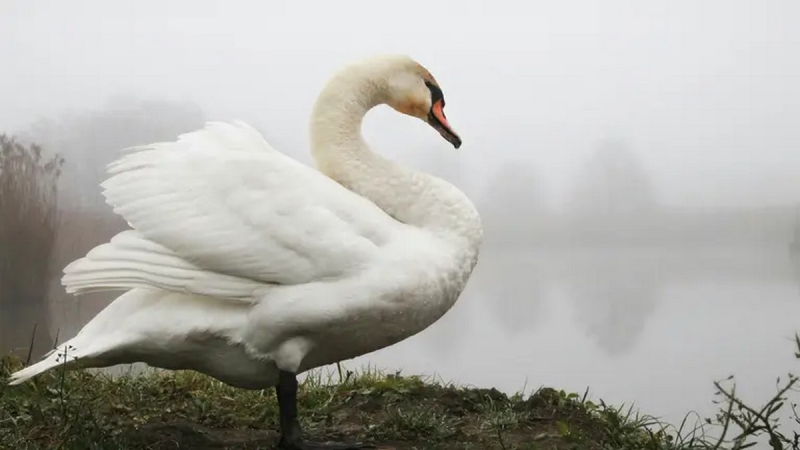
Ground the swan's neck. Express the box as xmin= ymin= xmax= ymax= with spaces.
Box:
xmin=309 ymin=66 xmax=482 ymax=255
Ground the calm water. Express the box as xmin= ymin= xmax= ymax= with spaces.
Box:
xmin=348 ymin=246 xmax=800 ymax=429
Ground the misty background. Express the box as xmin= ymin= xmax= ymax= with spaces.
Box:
xmin=1 ymin=0 xmax=799 ymax=429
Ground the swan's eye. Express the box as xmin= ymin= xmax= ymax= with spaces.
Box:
xmin=425 ymin=81 xmax=445 ymax=108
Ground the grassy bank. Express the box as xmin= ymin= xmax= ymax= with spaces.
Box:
xmin=1 ymin=352 xmax=798 ymax=449
xmin=1 ymin=356 xmax=687 ymax=450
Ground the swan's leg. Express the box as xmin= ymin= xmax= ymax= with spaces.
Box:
xmin=276 ymin=370 xmax=375 ymax=450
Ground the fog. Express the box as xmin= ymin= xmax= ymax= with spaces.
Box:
xmin=2 ymin=0 xmax=799 ymax=433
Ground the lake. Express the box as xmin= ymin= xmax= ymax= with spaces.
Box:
xmin=347 ymin=246 xmax=800 ymax=431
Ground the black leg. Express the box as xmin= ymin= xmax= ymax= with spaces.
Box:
xmin=276 ymin=370 xmax=303 ymax=447
xmin=275 ymin=370 xmax=376 ymax=450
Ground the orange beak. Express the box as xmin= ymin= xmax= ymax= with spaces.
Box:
xmin=428 ymin=99 xmax=461 ymax=148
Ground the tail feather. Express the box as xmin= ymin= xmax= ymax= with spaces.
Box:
xmin=7 ymin=341 xmax=84 ymax=385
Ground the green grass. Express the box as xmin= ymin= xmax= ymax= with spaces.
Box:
xmin=0 ymin=356 xmax=695 ymax=450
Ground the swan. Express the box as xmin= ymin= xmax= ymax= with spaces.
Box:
xmin=7 ymin=54 xmax=483 ymax=449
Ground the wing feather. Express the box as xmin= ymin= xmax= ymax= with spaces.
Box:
xmin=63 ymin=121 xmax=402 ymax=298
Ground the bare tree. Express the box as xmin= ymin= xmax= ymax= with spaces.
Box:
xmin=566 ymin=138 xmax=660 ymax=246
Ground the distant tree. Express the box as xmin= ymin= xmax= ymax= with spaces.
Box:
xmin=568 ymin=138 xmax=657 ymax=216
xmin=0 ymin=135 xmax=64 ymax=357
xmin=566 ymin=138 xmax=659 ymax=245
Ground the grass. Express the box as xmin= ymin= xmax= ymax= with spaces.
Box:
xmin=3 ymin=334 xmax=800 ymax=449
xmin=1 ymin=356 xmax=689 ymax=450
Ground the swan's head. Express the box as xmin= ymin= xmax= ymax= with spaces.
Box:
xmin=376 ymin=55 xmax=462 ymax=149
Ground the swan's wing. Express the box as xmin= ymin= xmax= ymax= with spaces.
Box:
xmin=63 ymin=121 xmax=401 ymax=297
xmin=62 ymin=230 xmax=273 ymax=300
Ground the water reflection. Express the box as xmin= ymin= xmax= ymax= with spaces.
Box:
xmin=358 ymin=244 xmax=800 ymax=429
xmin=563 ymin=249 xmax=661 ymax=356
xmin=472 ymin=250 xmax=548 ymax=337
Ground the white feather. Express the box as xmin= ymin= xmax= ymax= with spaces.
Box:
xmin=63 ymin=120 xmax=404 ymax=298
xmin=8 ymin=289 xmax=268 ymax=388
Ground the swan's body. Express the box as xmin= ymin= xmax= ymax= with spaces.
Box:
xmin=8 ymin=55 xmax=481 ymax=449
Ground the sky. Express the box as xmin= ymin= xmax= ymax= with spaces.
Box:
xmin=1 ymin=0 xmax=799 ymax=208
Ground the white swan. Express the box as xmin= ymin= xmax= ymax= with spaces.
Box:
xmin=8 ymin=54 xmax=482 ymax=449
